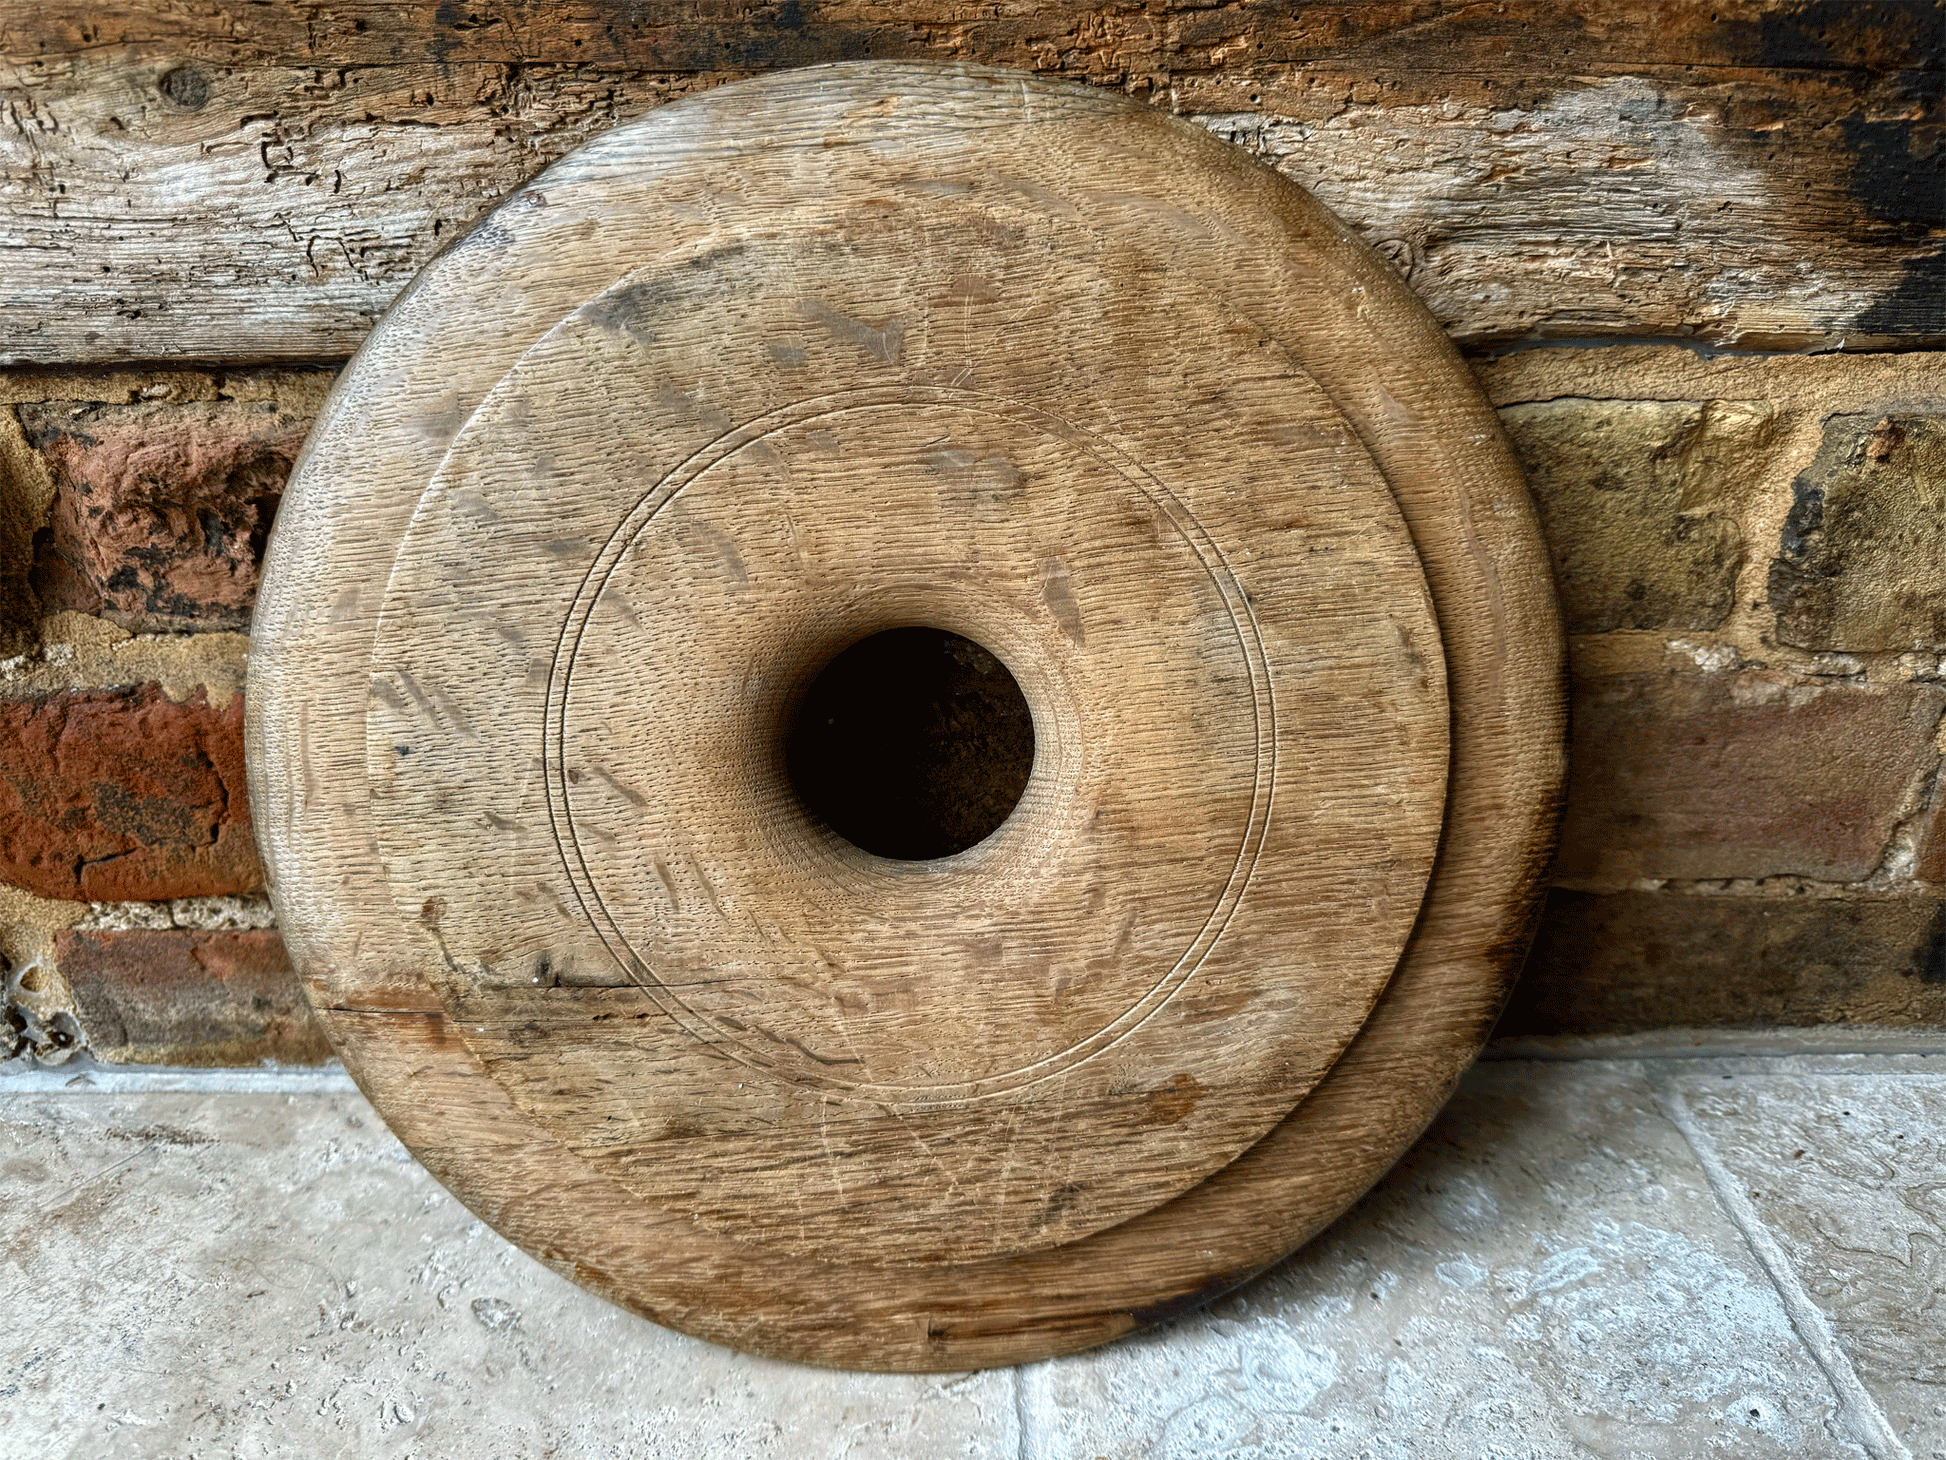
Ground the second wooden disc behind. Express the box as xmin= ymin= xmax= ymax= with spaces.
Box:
xmin=249 ymin=61 xmax=1563 ymax=1369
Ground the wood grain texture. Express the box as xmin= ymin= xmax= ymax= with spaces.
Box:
xmin=246 ymin=61 xmax=1565 ymax=1369
xmin=4 ymin=1 xmax=1939 ymax=363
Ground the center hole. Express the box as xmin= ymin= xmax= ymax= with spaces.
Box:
xmin=786 ymin=627 xmax=1036 ymax=861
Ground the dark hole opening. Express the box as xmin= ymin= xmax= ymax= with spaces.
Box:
xmin=785 ymin=626 xmax=1035 ymax=861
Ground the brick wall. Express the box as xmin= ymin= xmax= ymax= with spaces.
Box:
xmin=2 ymin=1 xmax=1940 ymax=1064
xmin=3 ymin=349 xmax=1942 ymax=1066
xmin=1482 ymin=350 xmax=1946 ymax=1038
xmin=1 ymin=370 xmax=333 ymax=1065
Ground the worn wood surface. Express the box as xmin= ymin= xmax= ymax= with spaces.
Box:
xmin=3 ymin=1 xmax=1940 ymax=363
xmin=246 ymin=62 xmax=1564 ymax=1369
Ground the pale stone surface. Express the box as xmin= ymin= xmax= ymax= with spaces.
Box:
xmin=1674 ymin=1057 xmax=1946 ymax=1459
xmin=0 ymin=1089 xmax=1020 ymax=1459
xmin=1027 ymin=1061 xmax=1865 ymax=1460
xmin=5 ymin=1050 xmax=1943 ymax=1457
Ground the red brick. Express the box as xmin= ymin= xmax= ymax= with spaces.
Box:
xmin=0 ymin=683 xmax=262 ymax=900
xmin=1555 ymin=671 xmax=1942 ymax=884
xmin=21 ymin=400 xmax=302 ymax=631
xmin=56 ymin=928 xmax=328 ymax=1066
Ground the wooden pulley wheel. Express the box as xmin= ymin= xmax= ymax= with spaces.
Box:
xmin=248 ymin=60 xmax=1564 ymax=1371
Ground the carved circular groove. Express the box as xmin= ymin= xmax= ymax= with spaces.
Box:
xmin=250 ymin=61 xmax=1563 ymax=1366
xmin=363 ymin=281 xmax=1446 ymax=1263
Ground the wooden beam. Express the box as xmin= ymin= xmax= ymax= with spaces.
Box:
xmin=3 ymin=1 xmax=1939 ymax=362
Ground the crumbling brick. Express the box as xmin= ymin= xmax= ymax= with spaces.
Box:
xmin=1906 ymin=783 xmax=1946 ymax=888
xmin=0 ymin=683 xmax=262 ymax=901
xmin=20 ymin=399 xmax=303 ymax=632
xmin=1499 ymin=398 xmax=1764 ymax=634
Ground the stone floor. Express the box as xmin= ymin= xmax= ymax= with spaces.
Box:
xmin=3 ymin=1034 xmax=1942 ymax=1460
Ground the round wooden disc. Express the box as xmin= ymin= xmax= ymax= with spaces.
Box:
xmin=249 ymin=61 xmax=1563 ymax=1369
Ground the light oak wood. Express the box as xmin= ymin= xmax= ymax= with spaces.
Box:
xmin=248 ymin=61 xmax=1564 ymax=1369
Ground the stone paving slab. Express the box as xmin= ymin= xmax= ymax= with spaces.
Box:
xmin=0 ymin=1091 xmax=1019 ymax=1460
xmin=1027 ymin=1061 xmax=1869 ymax=1460
xmin=1668 ymin=1058 xmax=1946 ymax=1460
xmin=4 ymin=1052 xmax=1942 ymax=1458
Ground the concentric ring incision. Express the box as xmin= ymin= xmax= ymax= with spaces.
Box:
xmin=248 ymin=60 xmax=1562 ymax=1369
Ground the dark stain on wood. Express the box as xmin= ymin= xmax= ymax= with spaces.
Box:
xmin=4 ymin=1 xmax=1943 ymax=359
xmin=1757 ymin=0 xmax=1945 ymax=334
xmin=1129 ymin=1270 xmax=1258 ymax=1329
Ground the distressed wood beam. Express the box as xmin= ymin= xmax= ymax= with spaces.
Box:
xmin=2 ymin=0 xmax=1939 ymax=362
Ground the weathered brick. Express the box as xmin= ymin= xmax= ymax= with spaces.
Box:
xmin=56 ymin=928 xmax=328 ymax=1065
xmin=1770 ymin=413 xmax=1946 ymax=651
xmin=0 ymin=406 xmax=54 ymax=653
xmin=1555 ymin=670 xmax=1942 ymax=884
xmin=1499 ymin=398 xmax=1764 ymax=634
xmin=0 ymin=683 xmax=262 ymax=900
xmin=20 ymin=399 xmax=303 ymax=632
xmin=1908 ymin=785 xmax=1946 ymax=887
xmin=1502 ymin=889 xmax=1946 ymax=1035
